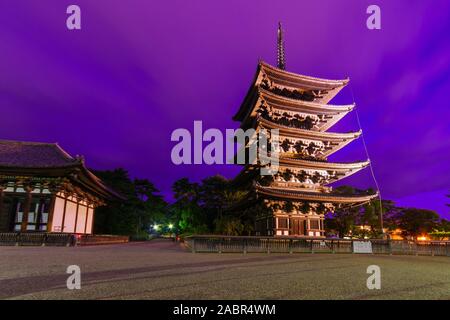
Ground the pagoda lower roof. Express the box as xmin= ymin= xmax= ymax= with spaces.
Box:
xmin=259 ymin=117 xmax=360 ymax=140
xmin=255 ymin=184 xmax=378 ymax=204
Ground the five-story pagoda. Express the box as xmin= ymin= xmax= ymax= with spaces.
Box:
xmin=231 ymin=24 xmax=378 ymax=237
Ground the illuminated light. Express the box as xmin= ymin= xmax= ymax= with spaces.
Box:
xmin=168 ymin=224 xmax=174 ymax=230
xmin=417 ymin=235 xmax=429 ymax=241
xmin=153 ymin=224 xmax=159 ymax=231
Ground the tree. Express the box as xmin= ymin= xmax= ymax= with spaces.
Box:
xmin=214 ymin=216 xmax=244 ymax=236
xmin=133 ymin=179 xmax=167 ymax=233
xmin=93 ymin=168 xmax=167 ymax=237
xmin=197 ymin=175 xmax=230 ymax=229
xmin=169 ymin=178 xmax=207 ymax=234
xmin=397 ymin=208 xmax=440 ymax=238
xmin=325 ymin=186 xmax=382 ymax=238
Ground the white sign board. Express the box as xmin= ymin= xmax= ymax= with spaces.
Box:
xmin=353 ymin=241 xmax=373 ymax=254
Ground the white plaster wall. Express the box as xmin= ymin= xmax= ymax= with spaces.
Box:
xmin=76 ymin=205 xmax=88 ymax=233
xmin=63 ymin=201 xmax=77 ymax=233
xmin=51 ymin=197 xmax=65 ymax=232
xmin=85 ymin=207 xmax=94 ymax=234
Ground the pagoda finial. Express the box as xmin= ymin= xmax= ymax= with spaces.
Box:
xmin=277 ymin=22 xmax=286 ymax=70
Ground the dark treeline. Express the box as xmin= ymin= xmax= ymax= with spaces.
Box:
xmin=93 ymin=168 xmax=450 ymax=239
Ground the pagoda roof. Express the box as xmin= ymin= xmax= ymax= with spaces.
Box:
xmin=259 ymin=117 xmax=361 ymax=141
xmin=276 ymin=157 xmax=370 ymax=171
xmin=256 ymin=156 xmax=370 ymax=184
xmin=258 ymin=118 xmax=361 ymax=158
xmin=258 ymin=61 xmax=349 ymax=91
xmin=237 ymin=88 xmax=355 ymax=131
xmin=234 ymin=61 xmax=349 ymax=121
xmin=277 ymin=158 xmax=369 ymax=184
xmin=0 ymin=140 xmax=122 ymax=200
xmin=255 ymin=184 xmax=378 ymax=204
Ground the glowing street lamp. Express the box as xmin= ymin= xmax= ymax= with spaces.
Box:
xmin=153 ymin=224 xmax=159 ymax=231
xmin=168 ymin=223 xmax=174 ymax=230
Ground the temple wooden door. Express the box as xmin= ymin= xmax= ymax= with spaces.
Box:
xmin=290 ymin=218 xmax=306 ymax=236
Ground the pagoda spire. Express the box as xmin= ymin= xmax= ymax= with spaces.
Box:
xmin=277 ymin=22 xmax=286 ymax=70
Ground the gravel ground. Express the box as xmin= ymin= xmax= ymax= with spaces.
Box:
xmin=0 ymin=239 xmax=449 ymax=300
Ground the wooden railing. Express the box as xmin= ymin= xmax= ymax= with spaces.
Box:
xmin=0 ymin=232 xmax=75 ymax=246
xmin=185 ymin=235 xmax=450 ymax=257
xmin=76 ymin=234 xmax=129 ymax=246
xmin=0 ymin=233 xmax=129 ymax=246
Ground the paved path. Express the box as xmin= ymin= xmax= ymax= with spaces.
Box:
xmin=1 ymin=239 xmax=450 ymax=299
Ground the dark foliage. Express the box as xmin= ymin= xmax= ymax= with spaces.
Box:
xmin=93 ymin=168 xmax=167 ymax=236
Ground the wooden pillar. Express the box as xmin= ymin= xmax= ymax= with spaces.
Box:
xmin=20 ymin=187 xmax=33 ymax=232
xmin=83 ymin=204 xmax=89 ymax=234
xmin=90 ymin=205 xmax=95 ymax=235
xmin=46 ymin=194 xmax=57 ymax=232
xmin=0 ymin=188 xmax=4 ymax=224
xmin=287 ymin=216 xmax=291 ymax=236
xmin=61 ymin=197 xmax=68 ymax=233
xmin=73 ymin=201 xmax=80 ymax=234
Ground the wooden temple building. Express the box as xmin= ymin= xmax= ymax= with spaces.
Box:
xmin=0 ymin=140 xmax=120 ymax=234
xmin=231 ymin=24 xmax=378 ymax=237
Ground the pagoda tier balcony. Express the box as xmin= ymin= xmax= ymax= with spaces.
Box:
xmin=269 ymin=181 xmax=332 ymax=193
xmin=236 ymin=88 xmax=354 ymax=131
xmin=257 ymin=117 xmax=361 ymax=159
xmin=257 ymin=157 xmax=370 ymax=185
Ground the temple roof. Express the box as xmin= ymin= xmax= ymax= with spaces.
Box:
xmin=255 ymin=184 xmax=378 ymax=204
xmin=0 ymin=140 xmax=121 ymax=200
xmin=234 ymin=61 xmax=349 ymax=121
xmin=0 ymin=140 xmax=80 ymax=168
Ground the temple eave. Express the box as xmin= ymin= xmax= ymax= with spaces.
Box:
xmin=256 ymin=185 xmax=378 ymax=203
xmin=274 ymin=157 xmax=370 ymax=171
xmin=259 ymin=61 xmax=349 ymax=88
xmin=259 ymin=88 xmax=355 ymax=112
xmin=258 ymin=118 xmax=362 ymax=141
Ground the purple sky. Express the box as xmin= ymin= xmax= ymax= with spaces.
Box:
xmin=1 ymin=1 xmax=449 ymax=218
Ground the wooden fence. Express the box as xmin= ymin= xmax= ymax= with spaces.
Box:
xmin=0 ymin=232 xmax=129 ymax=246
xmin=76 ymin=234 xmax=129 ymax=246
xmin=185 ymin=235 xmax=450 ymax=257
